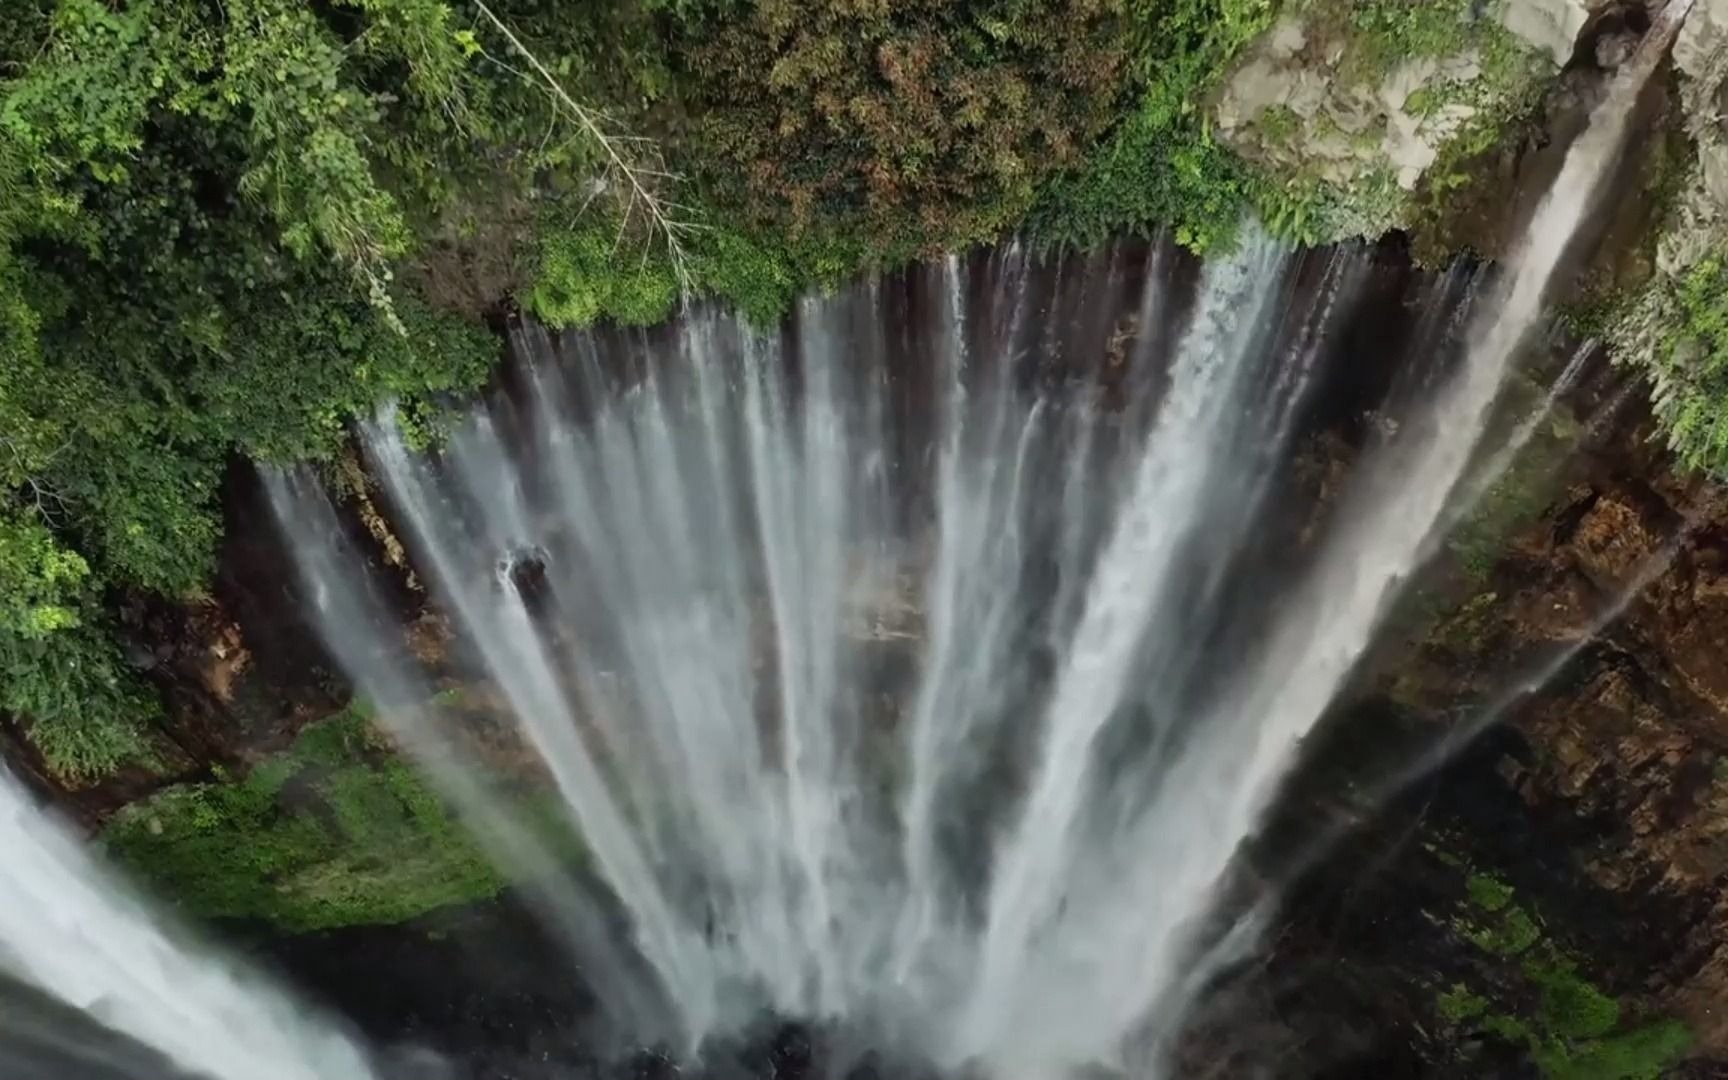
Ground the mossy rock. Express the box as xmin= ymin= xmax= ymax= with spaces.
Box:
xmin=103 ymin=707 xmax=578 ymax=933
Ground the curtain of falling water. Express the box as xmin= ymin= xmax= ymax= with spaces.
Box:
xmin=264 ymin=17 xmax=1678 ymax=1072
xmin=269 ymin=226 xmax=1373 ymax=1065
xmin=0 ymin=769 xmax=375 ymax=1080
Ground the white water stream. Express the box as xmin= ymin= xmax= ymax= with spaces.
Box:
xmin=0 ymin=8 xmax=1690 ymax=1077
xmin=0 ymin=769 xmax=375 ymax=1080
xmin=268 ymin=21 xmax=1675 ymax=1072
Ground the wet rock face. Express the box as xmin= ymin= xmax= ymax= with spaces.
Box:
xmin=19 ymin=461 xmax=429 ymax=826
xmin=1502 ymin=0 xmax=1592 ymax=64
xmin=497 ymin=544 xmax=552 ymax=610
xmin=1292 ymin=393 xmax=1728 ymax=1063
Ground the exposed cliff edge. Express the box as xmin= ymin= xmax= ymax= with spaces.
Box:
xmin=1203 ymin=377 xmax=1728 ymax=1075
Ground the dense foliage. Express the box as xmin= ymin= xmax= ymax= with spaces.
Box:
xmin=678 ymin=0 xmax=1130 ymax=251
xmin=1027 ymin=0 xmax=1281 ymax=251
xmin=0 ymin=0 xmax=575 ymax=775
xmin=1644 ymin=257 xmax=1728 ymax=473
xmin=0 ymin=0 xmax=1583 ymax=779
xmin=529 ymin=0 xmax=1285 ymax=330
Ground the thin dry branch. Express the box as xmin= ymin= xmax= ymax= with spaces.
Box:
xmin=1 ymin=436 xmax=71 ymax=527
xmin=470 ymin=0 xmax=699 ymax=297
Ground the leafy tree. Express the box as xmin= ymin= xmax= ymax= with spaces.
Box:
xmin=0 ymin=0 xmax=1319 ymax=780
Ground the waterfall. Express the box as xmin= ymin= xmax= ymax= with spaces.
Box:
xmin=0 ymin=768 xmax=375 ymax=1080
xmin=256 ymin=28 xmax=1679 ymax=1070
xmin=0 ymin=8 xmax=1678 ymax=1077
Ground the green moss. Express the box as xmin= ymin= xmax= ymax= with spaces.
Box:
xmin=1438 ymin=984 xmax=1490 ymax=1023
xmin=1461 ymin=903 xmax=1543 ymax=956
xmin=1433 ymin=850 xmax=1693 ymax=1079
xmin=1346 ymin=0 xmax=1482 ymax=74
xmin=1531 ymin=961 xmax=1621 ymax=1041
xmin=1533 ymin=1019 xmax=1693 ymax=1080
xmin=1445 ymin=409 xmax=1575 ymax=583
xmin=1404 ymin=85 xmax=1444 ymax=120
xmin=1486 ymin=1011 xmax=1535 ymax=1043
xmin=1467 ymin=872 xmax=1517 ymax=914
xmin=103 ymin=707 xmax=571 ymax=932
xmin=1436 ymin=590 xmax=1502 ymax=649
xmin=1256 ymin=104 xmax=1301 ymax=146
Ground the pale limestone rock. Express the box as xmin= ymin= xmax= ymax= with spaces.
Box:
xmin=1432 ymin=102 xmax=1481 ymax=141
xmin=1214 ymin=57 xmax=1287 ymax=131
xmin=1329 ymin=99 xmax=1378 ymax=135
xmin=1594 ymin=29 xmax=1638 ymax=68
xmin=1669 ymin=0 xmax=1728 ymax=248
xmin=1267 ymin=15 xmax=1307 ymax=60
xmin=1213 ymin=4 xmax=1549 ymax=235
xmin=1382 ymin=110 xmax=1440 ymax=189
xmin=1378 ymin=57 xmax=1441 ymax=113
xmin=1674 ymin=0 xmax=1728 ymax=79
xmin=1499 ymin=0 xmax=1590 ymax=64
xmin=1287 ymin=75 xmax=1332 ymax=119
xmin=1218 ymin=28 xmax=1491 ymax=193
xmin=1437 ymin=53 xmax=1484 ymax=84
xmin=1705 ymin=144 xmax=1728 ymax=211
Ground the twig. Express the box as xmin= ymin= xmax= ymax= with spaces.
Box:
xmin=1 ymin=435 xmax=71 ymax=527
xmin=470 ymin=0 xmax=696 ymax=297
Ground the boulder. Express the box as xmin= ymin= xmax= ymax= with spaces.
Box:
xmin=1499 ymin=0 xmax=1591 ymax=64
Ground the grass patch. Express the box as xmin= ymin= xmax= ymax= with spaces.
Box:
xmin=103 ymin=705 xmax=576 ymax=932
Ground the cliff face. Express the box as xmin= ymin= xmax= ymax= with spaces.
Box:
xmin=1168 ymin=374 xmax=1724 ymax=1077
xmin=1400 ymin=401 xmax=1728 ymax=1050
xmin=12 ymin=2 xmax=1728 ymax=1074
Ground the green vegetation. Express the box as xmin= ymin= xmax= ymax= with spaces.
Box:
xmin=1438 ymin=983 xmax=1490 ymax=1023
xmin=1255 ymin=104 xmax=1301 ymax=147
xmin=0 ymin=0 xmax=527 ymax=776
xmin=673 ymin=0 xmax=1132 ymax=256
xmin=1431 ymin=866 xmax=1693 ymax=1079
xmin=0 ymin=0 xmax=1355 ymax=777
xmin=1345 ymin=0 xmax=1502 ymax=79
xmin=1640 ymin=257 xmax=1728 ymax=474
xmin=103 ymin=706 xmax=573 ymax=930
xmin=1459 ymin=893 xmax=1543 ymax=956
xmin=1026 ymin=0 xmax=1293 ymax=252
xmin=1467 ymin=872 xmax=1517 ymax=914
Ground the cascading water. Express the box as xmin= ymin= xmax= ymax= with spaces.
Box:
xmin=260 ymin=15 xmax=1685 ymax=1071
xmin=269 ymin=226 xmax=1332 ymax=1063
xmin=0 ymin=7 xmax=1691 ymax=1079
xmin=0 ymin=768 xmax=376 ymax=1080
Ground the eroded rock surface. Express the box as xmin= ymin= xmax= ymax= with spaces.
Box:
xmin=1314 ymin=390 xmax=1728 ymax=1065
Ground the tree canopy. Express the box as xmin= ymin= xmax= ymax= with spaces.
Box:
xmin=0 ymin=0 xmax=1310 ymax=779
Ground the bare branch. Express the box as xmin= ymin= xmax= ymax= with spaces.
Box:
xmin=0 ymin=435 xmax=72 ymax=528
xmin=470 ymin=0 xmax=695 ymax=298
